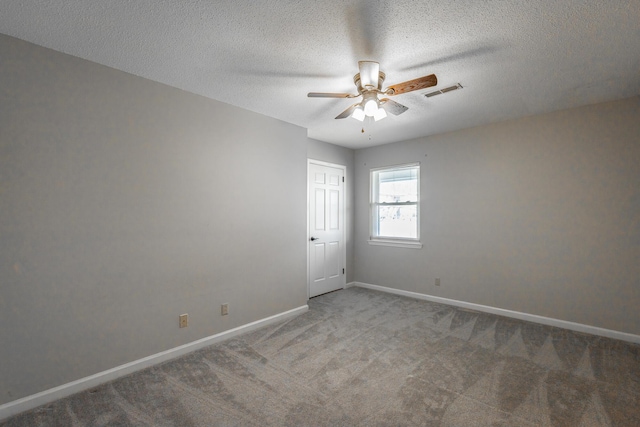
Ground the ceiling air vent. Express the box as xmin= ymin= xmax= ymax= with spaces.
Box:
xmin=424 ymin=83 xmax=463 ymax=98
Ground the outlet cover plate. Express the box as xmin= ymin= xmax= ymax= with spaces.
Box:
xmin=179 ymin=314 xmax=188 ymax=328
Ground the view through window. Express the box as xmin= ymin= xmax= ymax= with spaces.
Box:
xmin=371 ymin=163 xmax=419 ymax=240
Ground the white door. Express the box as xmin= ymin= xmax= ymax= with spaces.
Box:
xmin=308 ymin=161 xmax=345 ymax=298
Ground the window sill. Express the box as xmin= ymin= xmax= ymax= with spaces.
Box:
xmin=368 ymin=239 xmax=423 ymax=249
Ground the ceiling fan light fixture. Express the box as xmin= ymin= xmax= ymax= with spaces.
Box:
xmin=364 ymin=98 xmax=378 ymax=116
xmin=352 ymin=106 xmax=365 ymax=121
xmin=373 ymin=107 xmax=387 ymax=121
xmin=308 ymin=61 xmax=438 ymax=124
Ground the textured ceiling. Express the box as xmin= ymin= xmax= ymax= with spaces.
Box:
xmin=1 ymin=0 xmax=639 ymax=148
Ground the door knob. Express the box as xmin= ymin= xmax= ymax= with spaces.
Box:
xmin=310 ymin=237 xmax=319 ymax=241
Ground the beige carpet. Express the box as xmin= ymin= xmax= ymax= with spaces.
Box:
xmin=2 ymin=287 xmax=639 ymax=426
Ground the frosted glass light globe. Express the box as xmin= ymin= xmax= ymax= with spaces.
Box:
xmin=373 ymin=107 xmax=387 ymax=121
xmin=364 ymin=98 xmax=378 ymax=116
xmin=352 ymin=107 xmax=365 ymax=121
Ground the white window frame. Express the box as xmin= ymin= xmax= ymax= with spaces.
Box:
xmin=369 ymin=162 xmax=422 ymax=249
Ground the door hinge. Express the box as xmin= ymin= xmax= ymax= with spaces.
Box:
xmin=342 ymin=176 xmax=344 ymax=182
xmin=343 ymin=268 xmax=345 ymax=274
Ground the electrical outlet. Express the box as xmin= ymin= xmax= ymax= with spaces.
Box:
xmin=221 ymin=303 xmax=229 ymax=316
xmin=435 ymin=278 xmax=441 ymax=287
xmin=179 ymin=313 xmax=188 ymax=328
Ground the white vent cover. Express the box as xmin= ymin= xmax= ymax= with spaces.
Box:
xmin=424 ymin=83 xmax=463 ymax=98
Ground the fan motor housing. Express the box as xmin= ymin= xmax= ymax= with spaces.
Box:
xmin=354 ymin=71 xmax=386 ymax=92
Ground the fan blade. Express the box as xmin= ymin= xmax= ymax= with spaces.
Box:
xmin=308 ymin=92 xmax=354 ymax=98
xmin=380 ymin=98 xmax=408 ymax=115
xmin=358 ymin=61 xmax=379 ymax=88
xmin=335 ymin=103 xmax=360 ymax=119
xmin=386 ymin=74 xmax=437 ymax=95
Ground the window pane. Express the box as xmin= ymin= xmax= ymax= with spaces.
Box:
xmin=371 ymin=164 xmax=420 ymax=240
xmin=378 ymin=205 xmax=417 ymax=238
xmin=378 ymin=168 xmax=417 ymax=203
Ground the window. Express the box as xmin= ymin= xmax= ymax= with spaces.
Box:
xmin=370 ymin=163 xmax=422 ymax=248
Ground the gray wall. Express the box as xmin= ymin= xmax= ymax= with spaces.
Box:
xmin=307 ymin=138 xmax=355 ymax=283
xmin=0 ymin=34 xmax=308 ymax=404
xmin=354 ymin=96 xmax=640 ymax=335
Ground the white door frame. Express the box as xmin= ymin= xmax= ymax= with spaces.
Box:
xmin=307 ymin=159 xmax=347 ymax=299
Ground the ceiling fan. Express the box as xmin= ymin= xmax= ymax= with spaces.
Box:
xmin=308 ymin=61 xmax=437 ymax=122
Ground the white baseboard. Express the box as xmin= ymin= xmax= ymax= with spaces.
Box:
xmin=350 ymin=282 xmax=640 ymax=344
xmin=0 ymin=305 xmax=308 ymax=422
